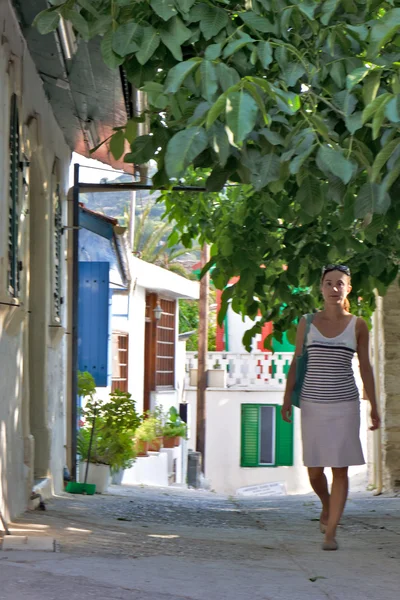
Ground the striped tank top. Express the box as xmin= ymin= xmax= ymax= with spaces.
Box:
xmin=301 ymin=314 xmax=359 ymax=404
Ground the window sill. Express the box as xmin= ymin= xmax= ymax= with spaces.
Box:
xmin=0 ymin=299 xmax=26 ymax=336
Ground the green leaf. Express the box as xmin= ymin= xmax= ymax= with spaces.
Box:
xmin=124 ymin=135 xmax=156 ymax=164
xmin=317 ymin=146 xmax=356 ymax=184
xmin=260 ymin=129 xmax=285 ymax=146
xmin=205 ymin=44 xmax=222 ymax=60
xmin=136 ymin=26 xmax=160 ymax=65
xmin=209 ymin=123 xmax=231 ymax=167
xmin=239 ymin=12 xmax=277 ymax=33
xmin=112 ymin=22 xmax=142 ymax=56
xmin=141 ymin=82 xmax=168 ymax=108
xmin=346 ymin=66 xmax=372 ymax=91
xmin=197 ymin=5 xmax=229 ymax=41
xmin=372 ymin=102 xmax=388 ymax=140
xmin=345 ymin=112 xmax=363 ymax=134
xmin=206 ymin=166 xmax=229 ymax=192
xmin=330 ymin=63 xmax=346 ymax=88
xmin=64 ymin=9 xmax=89 ymax=40
xmin=160 ymin=16 xmax=192 ymax=61
xmin=150 ymin=0 xmax=178 ymax=21
xmin=125 ymin=120 xmax=137 ymax=144
xmin=326 ymin=176 xmax=346 ymax=205
xmin=101 ymin=30 xmax=124 ymax=69
xmin=362 ymin=93 xmax=391 ymax=124
xmin=296 ymin=177 xmax=323 ymax=217
xmin=333 ymin=90 xmax=357 ymax=116
xmin=289 ymin=145 xmax=316 ymax=174
xmin=346 ymin=24 xmax=368 ymax=41
xmin=206 ymin=93 xmax=227 ymax=129
xmin=354 ymin=183 xmax=391 ymax=218
xmin=217 ymin=64 xmax=240 ymax=92
xmin=164 ymin=58 xmax=201 ymax=93
xmin=274 ymin=88 xmax=301 ymax=114
xmin=251 ymin=154 xmax=281 ymax=191
xmin=110 ymin=130 xmax=125 ymax=160
xmin=165 ymin=127 xmax=208 ymax=178
xmin=226 ymin=91 xmax=259 ymax=144
xmin=385 ymin=95 xmax=400 ymax=123
xmin=243 ymin=82 xmax=270 ymax=125
xmin=281 ymin=62 xmax=306 ymax=87
xmin=33 ymin=8 xmax=60 ymax=35
xmin=89 ymin=15 xmax=113 ymax=38
xmin=371 ymin=139 xmax=400 ymax=182
xmin=362 ymin=71 xmax=381 ymax=107
xmin=296 ymin=0 xmax=318 ymax=20
xmin=223 ymin=34 xmax=255 ymax=58
xmin=200 ymin=60 xmax=218 ymax=102
xmin=320 ymin=0 xmax=339 ymax=25
xmin=383 ymin=156 xmax=400 ymax=191
xmin=77 ymin=0 xmax=98 ymax=17
xmin=257 ymin=42 xmax=273 ymax=69
xmin=175 ymin=0 xmax=196 ymax=13
xmin=367 ymin=8 xmax=400 ymax=59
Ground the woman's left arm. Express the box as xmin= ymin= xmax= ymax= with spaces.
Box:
xmin=356 ymin=318 xmax=381 ymax=431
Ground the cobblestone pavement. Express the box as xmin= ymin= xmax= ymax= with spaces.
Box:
xmin=1 ymin=484 xmax=400 ymax=599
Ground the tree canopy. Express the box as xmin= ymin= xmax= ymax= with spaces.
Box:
xmin=35 ymin=0 xmax=400 ymax=346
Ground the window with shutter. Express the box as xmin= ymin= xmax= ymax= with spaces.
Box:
xmin=53 ymin=183 xmax=63 ymax=322
xmin=156 ymin=298 xmax=176 ymax=388
xmin=8 ymin=93 xmax=20 ymax=298
xmin=111 ymin=332 xmax=129 ymax=392
xmin=241 ymin=404 xmax=294 ymax=467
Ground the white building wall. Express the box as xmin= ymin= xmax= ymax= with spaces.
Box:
xmin=0 ymin=0 xmax=70 ymax=520
xmin=127 ymin=285 xmax=146 ymax=413
xmin=186 ymin=388 xmax=368 ymax=496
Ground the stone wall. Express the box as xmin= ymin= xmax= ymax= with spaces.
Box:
xmin=378 ymin=284 xmax=400 ymax=490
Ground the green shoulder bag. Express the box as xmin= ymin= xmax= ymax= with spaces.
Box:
xmin=291 ymin=313 xmax=314 ymax=409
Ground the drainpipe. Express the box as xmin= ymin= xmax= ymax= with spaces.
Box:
xmin=373 ymin=293 xmax=383 ymax=496
xmin=66 ymin=164 xmax=80 ymax=481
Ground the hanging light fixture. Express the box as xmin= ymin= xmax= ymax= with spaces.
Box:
xmin=153 ymin=301 xmax=163 ymax=321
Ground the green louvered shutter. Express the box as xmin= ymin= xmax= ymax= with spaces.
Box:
xmin=241 ymin=404 xmax=259 ymax=467
xmin=275 ymin=409 xmax=294 ymax=466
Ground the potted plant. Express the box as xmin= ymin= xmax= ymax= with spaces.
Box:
xmin=134 ymin=415 xmax=157 ymax=456
xmin=77 ymin=373 xmax=141 ymax=492
xmin=162 ymin=407 xmax=187 ymax=448
xmin=147 ymin=407 xmax=164 ymax=452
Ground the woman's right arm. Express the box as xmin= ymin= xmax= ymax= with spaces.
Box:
xmin=281 ymin=316 xmax=307 ymax=423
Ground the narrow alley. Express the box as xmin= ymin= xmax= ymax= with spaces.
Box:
xmin=1 ymin=484 xmax=399 ymax=600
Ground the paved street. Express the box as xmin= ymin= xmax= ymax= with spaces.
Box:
xmin=1 ymin=484 xmax=400 ymax=599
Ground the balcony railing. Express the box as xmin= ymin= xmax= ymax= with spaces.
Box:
xmin=185 ymin=351 xmax=294 ymax=389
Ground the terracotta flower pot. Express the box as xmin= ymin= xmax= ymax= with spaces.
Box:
xmin=174 ymin=436 xmax=181 ymax=447
xmin=148 ymin=437 xmax=163 ymax=452
xmin=136 ymin=440 xmax=149 ymax=456
xmin=163 ymin=436 xmax=177 ymax=448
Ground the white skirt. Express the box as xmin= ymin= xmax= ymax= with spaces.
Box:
xmin=301 ymin=399 xmax=365 ymax=468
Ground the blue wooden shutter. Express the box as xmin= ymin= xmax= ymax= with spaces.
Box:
xmin=275 ymin=409 xmax=294 ymax=466
xmin=241 ymin=404 xmax=259 ymax=467
xmin=8 ymin=93 xmax=20 ymax=297
xmin=78 ymin=262 xmax=110 ymax=386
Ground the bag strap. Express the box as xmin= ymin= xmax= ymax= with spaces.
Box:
xmin=302 ymin=313 xmax=314 ymax=351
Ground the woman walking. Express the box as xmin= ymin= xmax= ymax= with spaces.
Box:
xmin=281 ymin=265 xmax=380 ymax=551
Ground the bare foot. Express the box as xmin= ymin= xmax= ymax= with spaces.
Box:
xmin=322 ymin=538 xmax=338 ymax=551
xmin=319 ymin=509 xmax=329 ymax=533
